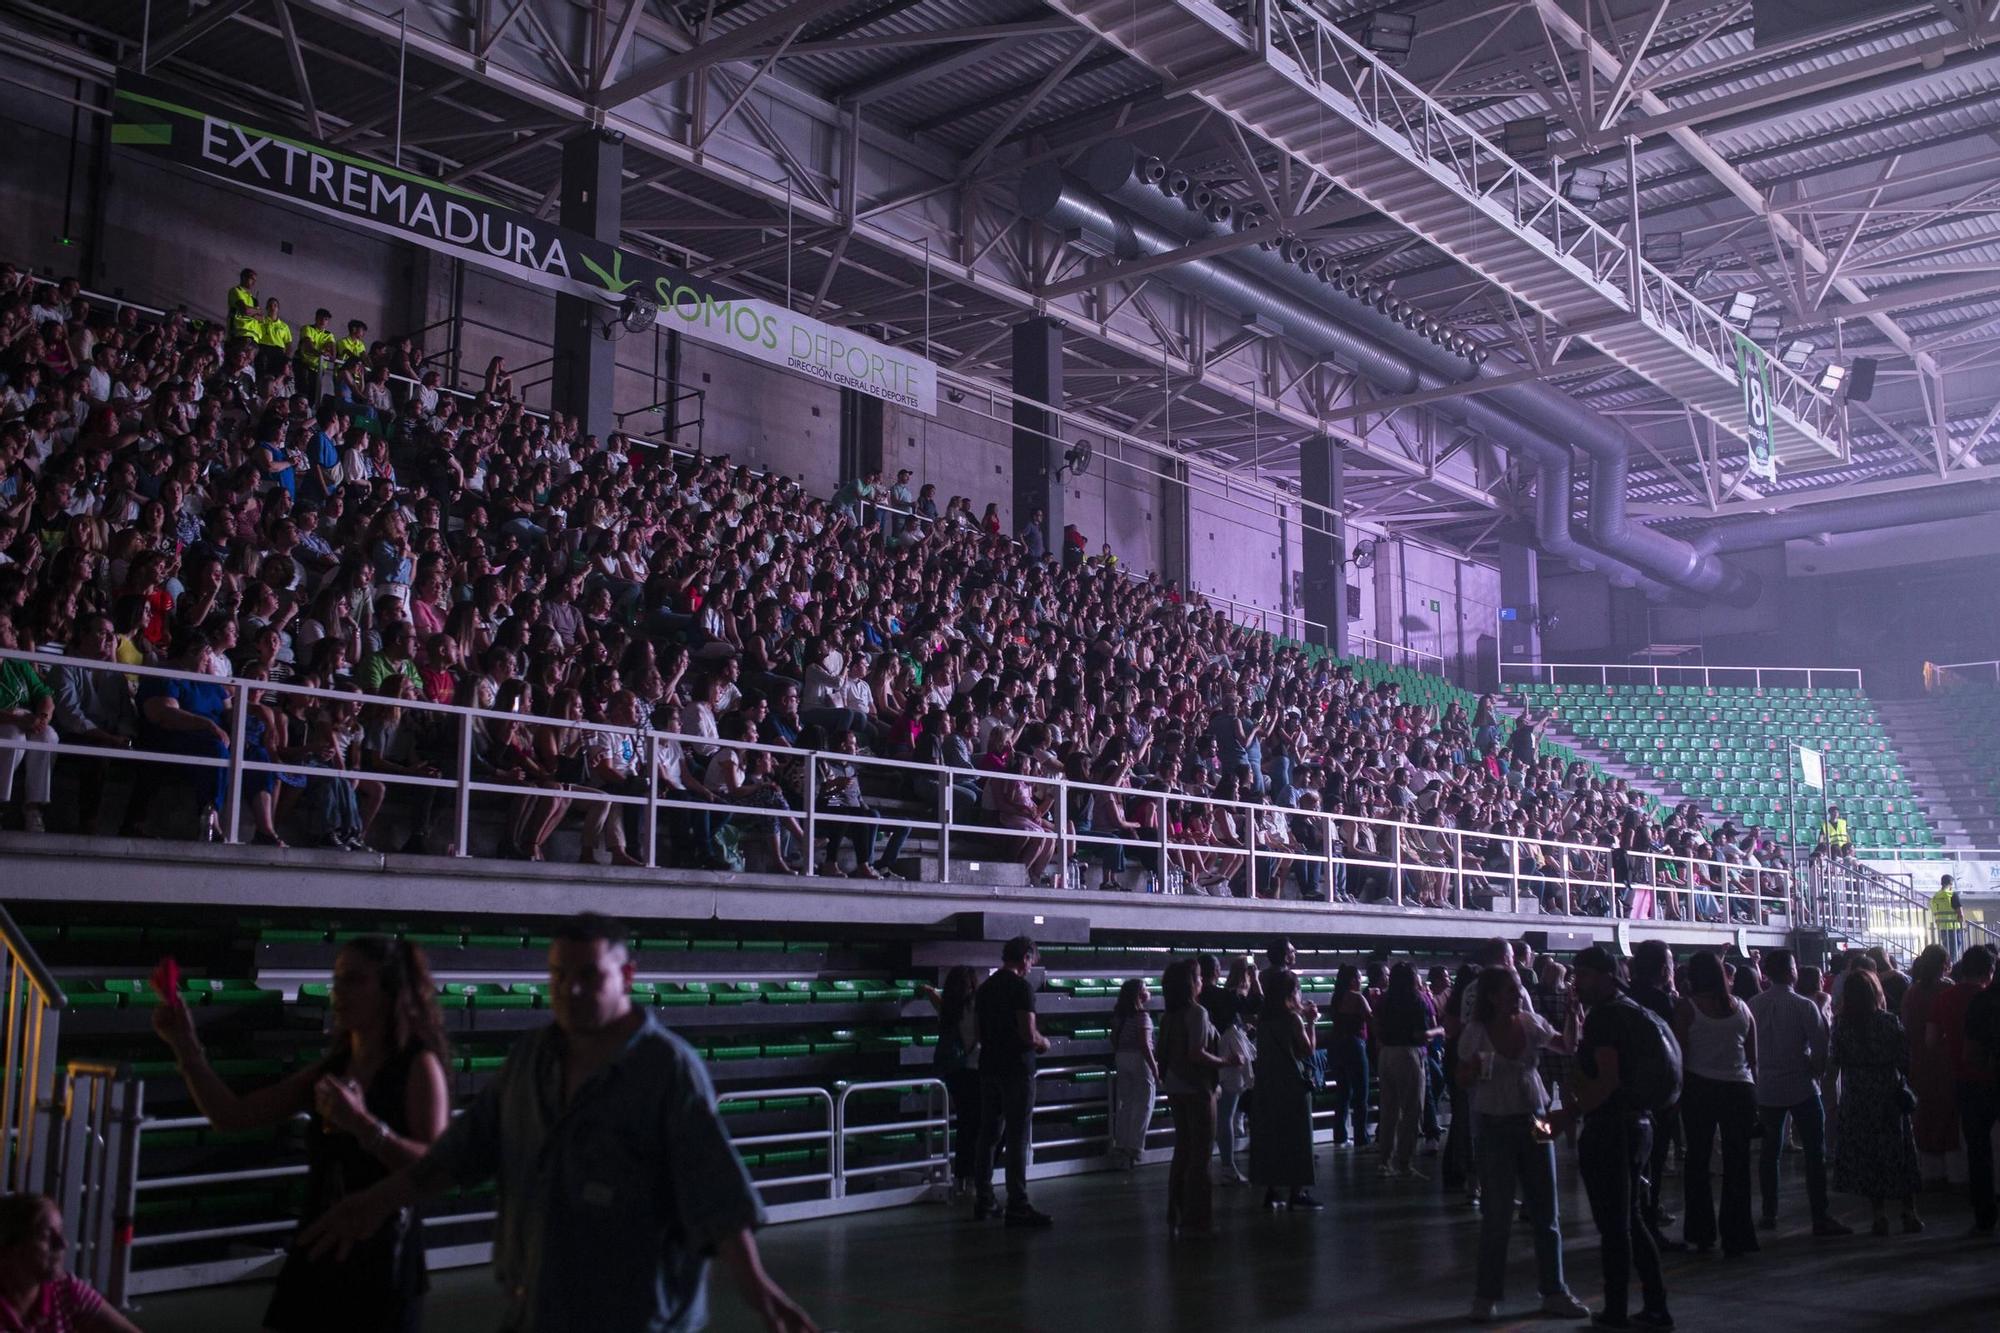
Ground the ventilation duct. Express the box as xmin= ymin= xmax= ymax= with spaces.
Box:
xmin=1027 ymin=144 xmax=1769 ymax=606
xmin=1690 ymin=483 xmax=2000 ymax=555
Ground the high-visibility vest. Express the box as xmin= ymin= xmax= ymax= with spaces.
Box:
xmin=227 ymin=286 xmax=259 ymax=339
xmin=299 ymin=325 xmax=336 ymax=370
xmin=257 ymin=318 xmax=294 ymax=353
xmin=1933 ymin=887 xmax=1963 ymax=930
xmin=336 ymin=335 xmax=367 ymax=364
xmin=1821 ymin=817 xmax=1849 ymax=849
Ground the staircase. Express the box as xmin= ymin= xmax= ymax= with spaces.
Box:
xmin=1873 ymin=699 xmax=2000 ymax=851
xmin=1509 ymin=695 xmax=1685 ymax=813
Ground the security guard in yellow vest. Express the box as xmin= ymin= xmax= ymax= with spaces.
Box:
xmin=298 ymin=308 xmax=337 ymax=400
xmin=254 ymin=297 xmax=293 ymax=377
xmin=1933 ymin=874 xmax=1965 ymax=958
xmin=1820 ymin=807 xmax=1850 ymax=856
xmin=226 ymin=268 xmax=259 ymax=340
xmin=337 ymin=319 xmax=369 ymax=366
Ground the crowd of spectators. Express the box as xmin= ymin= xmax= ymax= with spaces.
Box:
xmin=0 ymin=260 xmax=1785 ymax=918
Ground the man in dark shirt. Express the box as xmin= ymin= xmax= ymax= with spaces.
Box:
xmin=1556 ymin=947 xmax=1673 ymax=1331
xmin=1627 ymin=938 xmax=1681 ymax=1241
xmin=971 ymin=935 xmax=1052 ymax=1227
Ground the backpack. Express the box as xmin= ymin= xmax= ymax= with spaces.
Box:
xmin=1609 ymin=995 xmax=1683 ymax=1115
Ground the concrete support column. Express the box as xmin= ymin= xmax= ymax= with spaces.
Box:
xmin=838 ymin=387 xmax=885 ymax=487
xmin=1010 ymin=317 xmax=1065 ymax=540
xmin=1498 ymin=542 xmax=1542 ymax=673
xmin=553 ymin=130 xmax=622 ymax=440
xmin=1158 ymin=456 xmax=1191 ymax=591
xmin=1298 ymin=434 xmax=1347 ymax=657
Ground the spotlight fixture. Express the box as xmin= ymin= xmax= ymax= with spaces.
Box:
xmin=1780 ymin=340 xmax=1814 ymax=369
xmin=1359 ymin=13 xmax=1417 ymax=65
xmin=1746 ymin=311 xmax=1781 ymax=343
xmin=1817 ymin=363 xmax=1847 ymax=394
xmin=1641 ymin=232 xmax=1684 ymax=264
xmin=1561 ymin=169 xmax=1609 ymax=205
xmin=1723 ymin=292 xmax=1758 ymax=324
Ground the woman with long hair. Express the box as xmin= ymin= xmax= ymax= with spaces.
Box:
xmin=1328 ymin=964 xmax=1374 ymax=1149
xmin=1899 ymin=945 xmax=1958 ymax=1177
xmin=151 ymin=938 xmax=450 ymax=1330
xmin=1109 ymin=978 xmax=1159 ymax=1169
xmin=1156 ymin=959 xmax=1236 ymax=1237
xmin=1457 ymin=964 xmax=1588 ymax=1322
xmin=1375 ymin=962 xmax=1443 ymax=1180
xmin=1249 ymin=968 xmax=1322 ymax=1212
xmin=1673 ymin=951 xmax=1759 ymax=1256
xmin=0 ymin=1193 xmax=141 ymax=1333
xmin=921 ymin=966 xmax=982 ymax=1198
xmin=1830 ymin=968 xmax=1922 ymax=1237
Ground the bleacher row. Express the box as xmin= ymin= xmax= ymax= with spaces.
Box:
xmin=1510 ymin=682 xmax=1938 ymax=852
xmin=15 ymin=908 xmax=1401 ymax=1292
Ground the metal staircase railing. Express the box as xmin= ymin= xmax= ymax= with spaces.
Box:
xmin=1808 ymin=857 xmax=2000 ymax=963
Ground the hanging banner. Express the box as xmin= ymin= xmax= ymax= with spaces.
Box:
xmin=1799 ymin=745 xmax=1823 ymax=791
xmin=109 ymin=75 xmax=935 ymax=414
xmin=1734 ymin=334 xmax=1778 ymax=482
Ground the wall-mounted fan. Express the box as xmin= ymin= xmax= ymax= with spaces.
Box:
xmin=1058 ymin=439 xmax=1094 ymax=479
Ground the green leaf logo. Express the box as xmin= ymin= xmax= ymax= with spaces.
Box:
xmin=580 ymin=250 xmax=636 ymax=294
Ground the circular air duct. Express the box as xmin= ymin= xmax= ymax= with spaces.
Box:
xmin=1280 ymin=238 xmax=1309 ymax=265
xmin=1304 ymin=253 xmax=1328 ymax=278
xmin=1164 ymin=171 xmax=1192 ymax=197
xmin=1205 ymin=200 xmax=1233 ymax=226
xmin=1359 ymin=283 xmax=1384 ymax=305
xmin=1189 ymin=186 xmax=1214 ymax=214
xmin=1137 ymin=156 xmax=1168 ymax=185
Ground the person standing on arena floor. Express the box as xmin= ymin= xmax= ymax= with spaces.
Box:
xmin=1626 ymin=939 xmax=1682 ymax=1242
xmin=919 ymin=967 xmax=982 ymax=1198
xmin=1374 ymin=962 xmax=1441 ymax=1180
xmin=155 ymin=936 xmax=450 ymax=1332
xmin=1327 ymin=965 xmax=1374 ymax=1149
xmin=1927 ymin=944 xmax=1995 ymax=1232
xmin=1899 ymin=946 xmax=1958 ymax=1187
xmin=1108 ymin=977 xmax=1158 ymax=1170
xmin=1960 ymin=953 xmax=2000 ymax=1233
xmin=1932 ymin=875 xmax=1965 ymax=960
xmin=970 ymin=936 xmax=1054 ymax=1228
xmin=1554 ymin=946 xmax=1674 ymax=1331
xmin=1748 ymin=948 xmax=1849 ymax=1237
xmin=1828 ymin=967 xmax=1923 ymax=1239
xmin=1457 ymin=963 xmax=1589 ymax=1323
xmin=1203 ymin=955 xmax=1258 ymax=1184
xmin=1672 ymin=951 xmax=1759 ymax=1257
xmin=1157 ymin=959 xmax=1238 ymax=1238
xmin=303 ymin=916 xmax=815 ymax=1333
xmin=1249 ymin=968 xmax=1323 ymax=1212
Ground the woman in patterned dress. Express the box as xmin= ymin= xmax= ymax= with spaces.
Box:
xmin=1829 ymin=968 xmax=1923 ymax=1237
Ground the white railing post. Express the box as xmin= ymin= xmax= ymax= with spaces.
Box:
xmin=937 ymin=771 xmax=952 ymax=885
xmin=453 ymin=714 xmax=473 ymax=858
xmin=1509 ymin=838 xmax=1521 ymax=914
xmin=643 ymin=735 xmax=660 ymax=869
xmin=1054 ymin=772 xmax=1069 ymax=889
xmin=1392 ymin=824 xmax=1404 ymax=906
xmin=803 ymin=759 xmax=819 ymax=877
xmin=224 ymin=681 xmax=248 ymax=844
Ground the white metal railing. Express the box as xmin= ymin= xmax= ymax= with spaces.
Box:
xmin=721 ymin=1086 xmax=838 ymax=1200
xmin=50 ymin=1064 xmax=141 ymax=1309
xmin=833 ymin=1078 xmax=950 ymax=1194
xmin=0 ymin=648 xmax=1795 ymax=926
xmin=1810 ymin=858 xmax=2000 ymax=961
xmin=1499 ymin=661 xmax=1864 ymax=691
xmin=1930 ymin=659 xmax=2000 ymax=689
xmin=1249 ymin=0 xmax=1839 ymax=448
xmin=0 ymin=905 xmax=67 ymax=1199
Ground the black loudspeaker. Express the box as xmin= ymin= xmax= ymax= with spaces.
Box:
xmin=1527 ymin=929 xmax=1594 ymax=955
xmin=1846 ymin=357 xmax=1878 ymax=403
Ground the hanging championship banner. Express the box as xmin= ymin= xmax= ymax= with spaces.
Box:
xmin=109 ymin=75 xmax=935 ymax=414
xmin=1734 ymin=334 xmax=1778 ymax=482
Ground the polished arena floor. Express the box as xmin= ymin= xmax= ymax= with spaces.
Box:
xmin=135 ymin=1147 xmax=1991 ymax=1332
